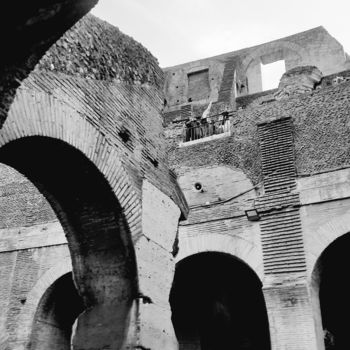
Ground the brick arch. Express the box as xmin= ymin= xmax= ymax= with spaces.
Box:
xmin=240 ymin=40 xmax=311 ymax=78
xmin=1 ymin=87 xmax=141 ymax=239
xmin=15 ymin=259 xmax=72 ymax=349
xmin=0 ymin=88 xmax=140 ymax=348
xmin=307 ymin=210 xmax=350 ymax=280
xmin=176 ymin=232 xmax=264 ymax=281
xmin=3 ymin=88 xmax=141 ymax=223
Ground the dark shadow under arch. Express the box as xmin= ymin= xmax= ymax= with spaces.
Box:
xmin=170 ymin=252 xmax=271 ymax=350
xmin=0 ymin=136 xmax=137 ymax=347
xmin=314 ymin=233 xmax=350 ymax=350
xmin=29 ymin=272 xmax=84 ymax=350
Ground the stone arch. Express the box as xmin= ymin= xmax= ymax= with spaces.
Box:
xmin=241 ymin=40 xmax=311 ymax=77
xmin=176 ymin=231 xmax=264 ymax=281
xmin=28 ymin=272 xmax=84 ymax=350
xmin=0 ymin=88 xmax=140 ymax=349
xmin=15 ymin=259 xmax=72 ymax=349
xmin=309 ymin=214 xmax=350 ymax=350
xmin=307 ymin=210 xmax=350 ymax=279
xmin=170 ymin=251 xmax=270 ymax=350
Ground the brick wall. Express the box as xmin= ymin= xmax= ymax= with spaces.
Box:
xmin=167 ymin=76 xmax=350 ymax=186
xmin=17 ymin=71 xmax=186 ymax=215
xmin=0 ymin=245 xmax=71 ymax=347
xmin=0 ymin=164 xmax=57 ymax=229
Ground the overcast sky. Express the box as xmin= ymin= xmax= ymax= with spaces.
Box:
xmin=92 ymin=0 xmax=350 ymax=69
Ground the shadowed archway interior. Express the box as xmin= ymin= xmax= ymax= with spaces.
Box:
xmin=170 ymin=252 xmax=271 ymax=350
xmin=0 ymin=136 xmax=137 ymax=348
xmin=316 ymin=233 xmax=350 ymax=350
xmin=29 ymin=273 xmax=84 ymax=350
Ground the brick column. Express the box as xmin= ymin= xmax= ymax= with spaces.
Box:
xmin=263 ymin=276 xmax=324 ymax=350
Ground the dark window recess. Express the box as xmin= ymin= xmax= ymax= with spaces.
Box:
xmin=118 ymin=128 xmax=131 ymax=143
xmin=187 ymin=69 xmax=210 ymax=101
xmin=147 ymin=156 xmax=159 ymax=168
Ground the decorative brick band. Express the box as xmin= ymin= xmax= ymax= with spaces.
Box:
xmin=257 ymin=117 xmax=306 ymax=274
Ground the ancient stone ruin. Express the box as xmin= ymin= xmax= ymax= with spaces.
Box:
xmin=1 ymin=4 xmax=350 ymax=350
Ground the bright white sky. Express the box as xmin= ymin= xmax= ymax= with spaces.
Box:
xmin=92 ymin=0 xmax=350 ymax=72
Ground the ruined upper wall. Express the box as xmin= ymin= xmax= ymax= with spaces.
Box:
xmin=163 ymin=26 xmax=350 ymax=116
xmin=36 ymin=14 xmax=164 ymax=89
xmin=166 ymin=69 xmax=350 ymax=184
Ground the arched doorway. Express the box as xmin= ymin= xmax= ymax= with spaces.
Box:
xmin=169 ymin=252 xmax=271 ymax=350
xmin=0 ymin=136 xmax=137 ymax=348
xmin=28 ymin=273 xmax=84 ymax=350
xmin=314 ymin=233 xmax=350 ymax=350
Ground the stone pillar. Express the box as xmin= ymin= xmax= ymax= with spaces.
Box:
xmin=129 ymin=180 xmax=181 ymax=349
xmin=310 ymin=276 xmax=326 ymax=350
xmin=71 ymin=179 xmax=182 ymax=350
xmin=246 ymin=60 xmax=262 ymax=94
xmin=263 ymin=276 xmax=323 ymax=350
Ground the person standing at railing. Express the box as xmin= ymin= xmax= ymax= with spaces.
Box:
xmin=200 ymin=118 xmax=209 ymax=137
xmin=223 ymin=114 xmax=230 ymax=134
xmin=216 ymin=115 xmax=224 ymax=134
xmin=207 ymin=117 xmax=215 ymax=136
xmin=183 ymin=119 xmax=193 ymax=142
xmin=193 ymin=117 xmax=203 ymax=140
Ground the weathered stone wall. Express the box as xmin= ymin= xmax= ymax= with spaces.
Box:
xmin=175 ymin=165 xmax=264 ymax=279
xmin=167 ymin=113 xmax=261 ymax=185
xmin=167 ymin=75 xmax=350 ymax=182
xmin=164 ymin=59 xmax=226 ymax=107
xmin=36 ymin=14 xmax=164 ymax=88
xmin=177 ymin=165 xmax=254 ymax=206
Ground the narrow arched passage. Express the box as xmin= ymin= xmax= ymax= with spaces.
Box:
xmin=314 ymin=233 xmax=350 ymax=350
xmin=28 ymin=272 xmax=84 ymax=350
xmin=169 ymin=252 xmax=271 ymax=350
xmin=0 ymin=136 xmax=137 ymax=348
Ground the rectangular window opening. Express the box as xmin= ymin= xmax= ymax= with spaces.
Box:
xmin=187 ymin=69 xmax=210 ymax=101
xmin=261 ymin=60 xmax=285 ymax=91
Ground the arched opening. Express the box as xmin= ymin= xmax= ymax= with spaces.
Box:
xmin=314 ymin=233 xmax=350 ymax=350
xmin=29 ymin=272 xmax=84 ymax=350
xmin=0 ymin=136 xmax=137 ymax=347
xmin=170 ymin=252 xmax=271 ymax=350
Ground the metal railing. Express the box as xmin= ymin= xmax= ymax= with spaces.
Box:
xmin=182 ymin=119 xmax=230 ymax=142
